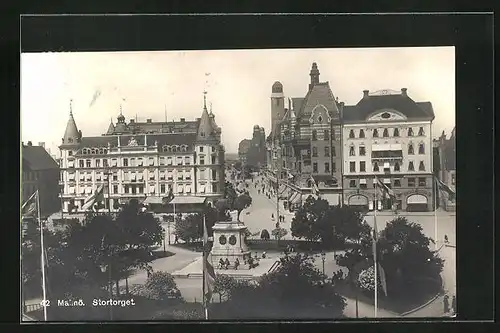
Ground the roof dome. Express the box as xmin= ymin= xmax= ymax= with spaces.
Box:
xmin=117 ymin=113 xmax=125 ymax=123
xmin=272 ymin=81 xmax=283 ymax=93
xmin=253 ymin=125 xmax=260 ymax=129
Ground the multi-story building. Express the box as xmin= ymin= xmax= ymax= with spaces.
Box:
xmin=22 ymin=141 xmax=60 ymax=218
xmin=58 ymin=97 xmax=225 ymax=214
xmin=239 ymin=125 xmax=267 ymax=168
xmin=238 ymin=139 xmax=251 ymax=165
xmin=342 ymin=89 xmax=435 ymax=212
xmin=433 ymin=127 xmax=456 ymax=211
xmin=267 ymin=63 xmax=343 ymax=206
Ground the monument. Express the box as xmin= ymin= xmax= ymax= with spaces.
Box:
xmin=210 ymin=210 xmax=252 ymax=268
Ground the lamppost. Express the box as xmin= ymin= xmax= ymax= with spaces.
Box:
xmin=104 ymin=169 xmax=112 ymax=214
xmin=99 ymin=263 xmax=113 ymax=320
xmin=162 ymin=227 xmax=166 ymax=253
xmin=321 ymin=252 xmax=326 ymax=279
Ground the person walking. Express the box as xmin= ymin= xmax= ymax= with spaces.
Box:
xmin=443 ymin=294 xmax=450 ymax=313
xmin=444 ymin=234 xmax=449 ymax=243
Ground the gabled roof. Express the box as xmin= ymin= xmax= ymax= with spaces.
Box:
xmin=23 ymin=145 xmax=59 ymax=171
xmin=342 ymin=94 xmax=435 ymax=122
xmin=298 ymin=82 xmax=339 ymax=118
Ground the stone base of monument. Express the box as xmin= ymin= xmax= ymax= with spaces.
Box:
xmin=171 ymin=256 xmax=280 ymax=281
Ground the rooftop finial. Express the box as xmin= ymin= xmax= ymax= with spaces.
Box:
xmin=69 ymin=98 xmax=73 ymax=116
xmin=203 ymin=90 xmax=208 ymax=111
xmin=209 ymin=102 xmax=213 ymax=115
xmin=119 ymin=98 xmax=124 ymax=115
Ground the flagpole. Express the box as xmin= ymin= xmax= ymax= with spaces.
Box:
xmin=434 ymin=176 xmax=438 ymax=250
xmin=37 ymin=191 xmax=48 ymax=321
xmin=202 ymin=214 xmax=208 ymax=320
xmin=374 ymin=182 xmax=378 ymax=318
xmin=170 ymin=203 xmax=174 ymax=245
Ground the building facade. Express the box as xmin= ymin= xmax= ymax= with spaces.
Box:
xmin=267 ymin=63 xmax=343 ymax=206
xmin=239 ymin=125 xmax=267 ymax=168
xmin=342 ymin=89 xmax=435 ymax=211
xmin=433 ymin=128 xmax=456 ymax=210
xmin=22 ymin=142 xmax=60 ymax=218
xmin=59 ymin=98 xmax=225 ymax=214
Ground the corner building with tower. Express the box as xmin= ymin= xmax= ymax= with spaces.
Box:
xmin=268 ymin=63 xmax=436 ymax=212
xmin=58 ymin=97 xmax=225 ymax=214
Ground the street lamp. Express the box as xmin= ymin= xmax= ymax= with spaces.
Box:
xmin=99 ymin=263 xmax=113 ymax=320
xmin=321 ymin=252 xmax=326 ymax=278
xmin=104 ymin=169 xmax=112 ymax=214
xmin=162 ymin=227 xmax=166 ymax=254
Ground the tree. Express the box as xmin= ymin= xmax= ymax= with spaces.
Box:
xmin=143 ymin=271 xmax=182 ymax=301
xmin=271 ymin=227 xmax=288 ymax=242
xmin=215 ymin=253 xmax=346 ymax=319
xmin=175 ymin=214 xmax=202 ymax=243
xmin=233 ymin=193 xmax=252 ymax=221
xmin=290 ymin=196 xmax=329 ymax=241
xmin=377 ymin=217 xmax=444 ymax=298
xmin=260 ymin=229 xmax=270 ymax=240
xmin=213 ymin=274 xmax=240 ymax=302
xmin=224 ymin=181 xmax=238 ymax=207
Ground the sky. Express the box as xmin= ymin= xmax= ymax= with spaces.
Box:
xmin=21 ymin=47 xmax=455 ymax=156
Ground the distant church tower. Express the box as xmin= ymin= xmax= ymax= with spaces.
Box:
xmin=271 ymin=81 xmax=285 ymax=138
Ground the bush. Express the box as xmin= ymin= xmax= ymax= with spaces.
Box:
xmin=142 ymin=271 xmax=182 ymax=301
xmin=357 ymin=265 xmax=383 ymax=294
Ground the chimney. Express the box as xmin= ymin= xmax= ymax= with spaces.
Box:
xmin=363 ymin=90 xmax=369 ymax=98
xmin=27 ymin=141 xmax=33 ymax=146
xmin=401 ymin=88 xmax=408 ymax=96
xmin=146 ymin=119 xmax=152 ymax=123
xmin=180 ymin=118 xmax=185 ymax=123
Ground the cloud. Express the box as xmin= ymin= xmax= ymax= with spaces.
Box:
xmin=89 ymin=88 xmax=102 ymax=108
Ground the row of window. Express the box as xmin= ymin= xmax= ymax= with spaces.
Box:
xmin=348 ymin=127 xmax=425 ymax=139
xmin=348 ymin=177 xmax=428 ymax=188
xmin=348 ymin=161 xmax=426 ymax=173
xmin=161 ymin=145 xmax=190 ymax=152
xmin=311 ymin=146 xmax=336 ymax=157
xmin=70 ymin=145 xmax=217 ymax=157
xmin=70 ymin=155 xmax=218 ymax=168
xmin=68 ymin=183 xmax=211 ymax=196
xmin=65 ymin=169 xmax=218 ymax=182
xmin=312 ymin=162 xmax=337 ymax=173
xmin=311 ymin=129 xmax=334 ymax=141
xmin=348 ymin=143 xmax=425 ymax=156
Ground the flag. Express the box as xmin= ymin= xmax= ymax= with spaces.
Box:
xmin=22 ymin=191 xmax=38 ymax=217
xmin=310 ymin=175 xmax=320 ymax=196
xmin=203 ymin=216 xmax=216 ymax=305
xmin=165 ymin=187 xmax=175 ymax=203
xmin=372 ymin=219 xmax=378 ymax=260
xmin=81 ymin=185 xmax=104 ymax=211
xmin=378 ymin=262 xmax=388 ymax=297
xmin=375 ymin=177 xmax=395 ymax=199
xmin=436 ymin=177 xmax=456 ymax=201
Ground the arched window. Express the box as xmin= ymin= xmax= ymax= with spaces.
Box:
xmin=408 ymin=144 xmax=414 ymax=155
xmin=373 ymin=162 xmax=379 ymax=172
xmin=393 ymin=128 xmax=400 ymax=137
xmin=312 ymin=130 xmax=317 ymax=141
xmin=99 ymin=148 xmax=104 ymax=154
xmin=91 ymin=148 xmax=97 ymax=154
xmin=172 ymin=146 xmax=178 ymax=152
xmin=359 ymin=129 xmax=365 ymax=138
xmin=408 ymin=161 xmax=415 ymax=171
xmin=349 ymin=146 xmax=355 ymax=156
xmin=418 ymin=143 xmax=425 ymax=154
xmin=419 ymin=161 xmax=425 ymax=171
xmin=162 ymin=145 xmax=169 ymax=152
xmin=408 ymin=127 xmax=414 ymax=136
xmin=418 ymin=127 xmax=425 ymax=136
xmin=383 ymin=128 xmax=389 ymax=137
xmin=373 ymin=129 xmax=379 ymax=138
xmin=103 ymin=149 xmax=108 ymax=154
xmin=394 ymin=162 xmax=400 ymax=171
xmin=349 ymin=130 xmax=355 ymax=139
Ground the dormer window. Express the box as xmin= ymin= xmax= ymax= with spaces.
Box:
xmin=418 ymin=127 xmax=425 ymax=136
xmin=359 ymin=129 xmax=365 ymax=138
xmin=383 ymin=128 xmax=389 ymax=137
xmin=349 ymin=130 xmax=355 ymax=139
xmin=408 ymin=128 xmax=414 ymax=136
xmin=393 ymin=128 xmax=400 ymax=137
xmin=373 ymin=129 xmax=379 ymax=138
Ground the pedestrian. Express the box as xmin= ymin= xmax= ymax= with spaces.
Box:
xmin=451 ymin=295 xmax=456 ymax=315
xmin=443 ymin=295 xmax=450 ymax=313
xmin=444 ymin=234 xmax=449 ymax=243
xmin=224 ymin=258 xmax=230 ymax=269
xmin=174 ymin=234 xmax=179 ymax=244
xmin=234 ymin=258 xmax=240 ymax=270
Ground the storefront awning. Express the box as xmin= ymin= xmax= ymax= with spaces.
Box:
xmin=170 ymin=196 xmax=207 ymax=205
xmin=290 ymin=192 xmax=301 ymax=204
xmin=144 ymin=196 xmax=164 ymax=205
xmin=407 ymin=194 xmax=428 ymax=204
xmin=372 ymin=144 xmax=403 ymax=151
xmin=359 ymin=179 xmax=367 ymax=184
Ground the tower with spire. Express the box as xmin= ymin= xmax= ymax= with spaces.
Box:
xmin=195 ymin=90 xmax=224 ymax=197
xmin=60 ymin=99 xmax=81 ymax=149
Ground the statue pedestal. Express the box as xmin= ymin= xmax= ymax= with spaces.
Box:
xmin=210 ymin=211 xmax=251 ymax=269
